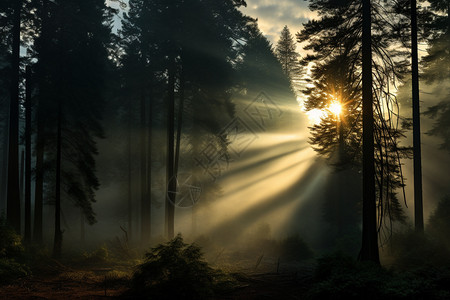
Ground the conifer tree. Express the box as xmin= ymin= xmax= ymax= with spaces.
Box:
xmin=32 ymin=0 xmax=113 ymax=257
xmin=298 ymin=0 xmax=410 ymax=262
xmin=275 ymin=25 xmax=303 ymax=93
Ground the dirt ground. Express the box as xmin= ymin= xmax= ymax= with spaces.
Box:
xmin=0 ymin=267 xmax=314 ymax=299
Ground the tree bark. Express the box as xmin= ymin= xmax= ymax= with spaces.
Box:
xmin=146 ymin=87 xmax=153 ymax=242
xmin=166 ymin=55 xmax=176 ymax=239
xmin=33 ymin=98 xmax=45 ymax=244
xmin=24 ymin=66 xmax=32 ymax=243
xmin=140 ymin=89 xmax=149 ymax=244
xmin=7 ymin=0 xmax=21 ymax=233
xmin=411 ymin=0 xmax=424 ymax=233
xmin=53 ymin=98 xmax=63 ymax=259
xmin=360 ymin=0 xmax=379 ymax=263
xmin=127 ymin=96 xmax=133 ymax=242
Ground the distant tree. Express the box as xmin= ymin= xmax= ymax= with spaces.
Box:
xmin=275 ymin=25 xmax=303 ymax=93
xmin=422 ymin=0 xmax=450 ymax=152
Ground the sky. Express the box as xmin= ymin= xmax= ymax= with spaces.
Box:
xmin=240 ymin=0 xmax=315 ymax=51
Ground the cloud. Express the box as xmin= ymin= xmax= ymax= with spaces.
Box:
xmin=240 ymin=0 xmax=316 ymax=50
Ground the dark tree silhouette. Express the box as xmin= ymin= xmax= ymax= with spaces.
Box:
xmin=6 ymin=0 xmax=21 ymax=234
xmin=411 ymin=0 xmax=424 ymax=233
xmin=298 ymin=0 xmax=413 ymax=262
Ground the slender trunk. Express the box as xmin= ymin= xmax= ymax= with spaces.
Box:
xmin=0 ymin=107 xmax=8 ymax=213
xmin=7 ymin=0 xmax=21 ymax=233
xmin=174 ymin=65 xmax=185 ymax=177
xmin=146 ymin=88 xmax=153 ymax=242
xmin=173 ymin=65 xmax=185 ymax=208
xmin=166 ymin=55 xmax=176 ymax=239
xmin=53 ymin=98 xmax=63 ymax=258
xmin=80 ymin=209 xmax=85 ymax=244
xmin=140 ymin=90 xmax=149 ymax=244
xmin=411 ymin=0 xmax=423 ymax=233
xmin=33 ymin=0 xmax=48 ymax=245
xmin=20 ymin=150 xmax=24 ymax=216
xmin=33 ymin=99 xmax=45 ymax=244
xmin=127 ymin=97 xmax=133 ymax=242
xmin=360 ymin=0 xmax=379 ymax=263
xmin=24 ymin=66 xmax=32 ymax=243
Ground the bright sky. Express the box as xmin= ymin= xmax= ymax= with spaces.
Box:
xmin=240 ymin=0 xmax=315 ymax=51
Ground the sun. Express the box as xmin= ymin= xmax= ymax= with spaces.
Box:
xmin=328 ymin=101 xmax=342 ymax=117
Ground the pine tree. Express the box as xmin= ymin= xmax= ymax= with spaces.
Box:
xmin=5 ymin=0 xmax=22 ymax=234
xmin=298 ymin=0 xmax=411 ymax=262
xmin=275 ymin=25 xmax=302 ymax=93
xmin=422 ymin=0 xmax=450 ymax=151
xmin=32 ymin=0 xmax=113 ymax=256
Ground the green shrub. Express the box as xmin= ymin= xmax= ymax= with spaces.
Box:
xmin=82 ymin=245 xmax=109 ymax=263
xmin=307 ymin=253 xmax=436 ymax=299
xmin=129 ymin=234 xmax=235 ymax=299
xmin=0 ymin=220 xmax=24 ymax=258
xmin=0 ymin=258 xmax=30 ymax=284
xmin=278 ymin=234 xmax=314 ymax=261
xmin=0 ymin=218 xmax=30 ymax=284
xmin=429 ymin=195 xmax=450 ymax=249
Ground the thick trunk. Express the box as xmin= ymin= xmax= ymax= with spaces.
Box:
xmin=360 ymin=0 xmax=379 ymax=263
xmin=7 ymin=0 xmax=21 ymax=233
xmin=24 ymin=66 xmax=32 ymax=243
xmin=411 ymin=0 xmax=424 ymax=233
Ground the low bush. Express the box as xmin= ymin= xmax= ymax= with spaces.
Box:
xmin=307 ymin=253 xmax=450 ymax=299
xmin=129 ymin=234 xmax=235 ymax=299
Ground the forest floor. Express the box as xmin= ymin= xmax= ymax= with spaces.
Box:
xmin=0 ymin=258 xmax=315 ymax=299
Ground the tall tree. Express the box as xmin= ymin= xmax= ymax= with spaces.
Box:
xmin=422 ymin=0 xmax=450 ymax=152
xmin=24 ymin=65 xmax=32 ymax=243
xmin=298 ymin=0 xmax=411 ymax=262
xmin=6 ymin=0 xmax=21 ymax=233
xmin=32 ymin=0 xmax=113 ymax=256
xmin=411 ymin=0 xmax=424 ymax=232
xmin=360 ymin=0 xmax=378 ymax=263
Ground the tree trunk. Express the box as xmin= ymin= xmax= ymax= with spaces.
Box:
xmin=140 ymin=89 xmax=149 ymax=244
xmin=360 ymin=0 xmax=379 ymax=263
xmin=24 ymin=66 xmax=32 ymax=243
xmin=166 ymin=55 xmax=176 ymax=239
xmin=53 ymin=98 xmax=63 ymax=259
xmin=411 ymin=0 xmax=424 ymax=233
xmin=33 ymin=98 xmax=45 ymax=244
xmin=7 ymin=0 xmax=21 ymax=233
xmin=146 ymin=88 xmax=153 ymax=242
xmin=127 ymin=96 xmax=133 ymax=242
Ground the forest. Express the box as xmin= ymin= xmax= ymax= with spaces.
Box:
xmin=1 ymin=0 xmax=450 ymax=298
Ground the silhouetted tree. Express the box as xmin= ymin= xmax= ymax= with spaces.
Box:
xmin=298 ymin=0 xmax=412 ymax=263
xmin=5 ymin=0 xmax=21 ymax=234
xmin=411 ymin=0 xmax=424 ymax=233
xmin=31 ymin=0 xmax=113 ymax=257
xmin=422 ymin=0 xmax=450 ymax=152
